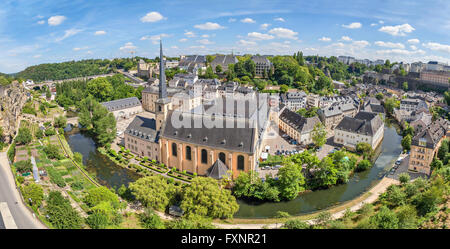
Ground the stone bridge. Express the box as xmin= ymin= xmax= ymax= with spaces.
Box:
xmin=30 ymin=73 xmax=116 ymax=89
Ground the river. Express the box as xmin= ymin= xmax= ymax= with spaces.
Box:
xmin=64 ymin=126 xmax=140 ymax=189
xmin=234 ymin=124 xmax=402 ymax=218
xmin=64 ymin=122 xmax=402 ymax=218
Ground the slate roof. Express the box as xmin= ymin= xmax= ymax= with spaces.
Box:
xmin=411 ymin=118 xmax=449 ymax=149
xmin=207 ymin=159 xmax=230 ymax=179
xmin=251 ymin=55 xmax=272 ymax=65
xmin=142 ymin=85 xmax=184 ymax=97
xmin=319 ymin=102 xmax=356 ymax=118
xmin=364 ymin=103 xmax=385 ymax=114
xmin=279 ymin=108 xmax=321 ymax=134
xmin=101 ymin=97 xmax=141 ymax=112
xmin=125 ymin=116 xmax=159 ymax=143
xmin=211 ymin=55 xmax=238 ymax=66
xmin=335 ymin=111 xmax=383 ymax=136
xmin=162 ymin=111 xmax=257 ymax=154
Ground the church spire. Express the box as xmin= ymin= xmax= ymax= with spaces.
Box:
xmin=159 ymin=39 xmax=167 ymax=99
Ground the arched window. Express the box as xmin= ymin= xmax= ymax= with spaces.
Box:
xmin=219 ymin=152 xmax=226 ymax=164
xmin=237 ymin=155 xmax=245 ymax=171
xmin=201 ymin=149 xmax=208 ymax=164
xmin=158 ymin=105 xmax=162 ymax=112
xmin=186 ymin=146 xmax=192 ymax=160
xmin=172 ymin=143 xmax=177 ymax=157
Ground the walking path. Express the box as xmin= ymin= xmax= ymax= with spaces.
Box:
xmin=211 ymin=177 xmax=399 ymax=229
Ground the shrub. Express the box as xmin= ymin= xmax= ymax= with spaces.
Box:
xmin=23 ymin=183 xmax=44 ymax=207
xmin=15 ymin=159 xmax=32 ymax=173
xmin=47 ymin=167 xmax=66 ymax=188
xmin=356 ymin=160 xmax=372 ymax=172
xmin=399 ymin=173 xmax=410 ymax=184
xmin=44 ymin=144 xmax=62 ymax=160
xmin=139 ymin=208 xmax=165 ymax=229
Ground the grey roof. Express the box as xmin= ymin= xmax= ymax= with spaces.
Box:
xmin=162 ymin=111 xmax=257 ymax=154
xmin=364 ymin=103 xmax=385 ymax=114
xmin=251 ymin=55 xmax=272 ymax=65
xmin=211 ymin=55 xmax=238 ymax=66
xmin=207 ymin=159 xmax=230 ymax=179
xmin=101 ymin=97 xmax=141 ymax=112
xmin=335 ymin=111 xmax=383 ymax=136
xmin=279 ymin=108 xmax=321 ymax=134
xmin=142 ymin=85 xmax=184 ymax=97
xmin=125 ymin=116 xmax=159 ymax=143
xmin=319 ymin=102 xmax=356 ymax=118
xmin=412 ymin=118 xmax=449 ymax=149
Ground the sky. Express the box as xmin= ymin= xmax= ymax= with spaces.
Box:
xmin=0 ymin=0 xmax=449 ymax=73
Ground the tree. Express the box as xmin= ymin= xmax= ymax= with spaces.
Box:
xmin=129 ymin=175 xmax=180 ymax=211
xmin=86 ymin=77 xmax=113 ymax=102
xmin=35 ymin=129 xmax=44 ymax=139
xmin=399 ymin=173 xmax=410 ymax=184
xmin=369 ymin=206 xmax=399 ymax=229
xmin=396 ymin=205 xmax=418 ymax=229
xmin=310 ymin=156 xmax=338 ymax=188
xmin=277 ymin=163 xmax=305 ymax=200
xmin=437 ymin=139 xmax=449 ymax=160
xmin=23 ymin=183 xmax=44 ymax=208
xmin=356 ymin=142 xmax=373 ymax=159
xmin=311 ymin=123 xmax=326 ymax=148
xmin=16 ymin=127 xmax=32 ymax=145
xmin=15 ymin=159 xmax=32 ymax=172
xmin=139 ymin=208 xmax=165 ymax=229
xmin=215 ymin=64 xmax=222 ymax=74
xmin=46 ymin=191 xmax=83 ymax=229
xmin=84 ymin=186 xmax=120 ymax=209
xmin=356 ymin=159 xmax=372 ymax=172
xmin=375 ymin=92 xmax=384 ymax=100
xmin=44 ymin=144 xmax=62 ymax=160
xmin=74 ymin=152 xmax=83 ymax=164
xmin=384 ymin=97 xmax=399 ymax=115
xmin=401 ymin=134 xmax=412 ymax=151
xmin=181 ymin=177 xmax=239 ymax=219
xmin=402 ymin=81 xmax=409 ymax=91
xmin=53 ymin=115 xmax=67 ymax=128
xmin=283 ymin=219 xmax=310 ymax=229
xmin=444 ymin=90 xmax=450 ymax=106
xmin=279 ymin=84 xmax=289 ymax=93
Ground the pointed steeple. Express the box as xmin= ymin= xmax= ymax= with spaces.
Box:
xmin=159 ymin=40 xmax=168 ymax=100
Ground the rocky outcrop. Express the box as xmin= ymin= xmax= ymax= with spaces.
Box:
xmin=0 ymin=82 xmax=28 ymax=143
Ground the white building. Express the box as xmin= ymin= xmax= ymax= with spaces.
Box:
xmin=101 ymin=97 xmax=143 ymax=120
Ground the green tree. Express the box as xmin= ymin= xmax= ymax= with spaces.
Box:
xmin=356 ymin=142 xmax=374 ymax=159
xmin=14 ymin=159 xmax=32 ymax=172
xmin=53 ymin=115 xmax=67 ymax=128
xmin=16 ymin=127 xmax=32 ymax=145
xmin=279 ymin=84 xmax=289 ymax=93
xmin=396 ymin=205 xmax=418 ymax=229
xmin=129 ymin=175 xmax=180 ymax=211
xmin=73 ymin=152 xmax=83 ymax=164
xmin=44 ymin=144 xmax=62 ymax=160
xmin=384 ymin=97 xmax=399 ymax=115
xmin=437 ymin=139 xmax=449 ymax=160
xmin=311 ymin=123 xmax=327 ymax=148
xmin=402 ymin=81 xmax=409 ymax=91
xmin=369 ymin=206 xmax=399 ymax=229
xmin=139 ymin=208 xmax=165 ymax=229
xmin=401 ymin=134 xmax=412 ymax=151
xmin=283 ymin=219 xmax=310 ymax=229
xmin=181 ymin=177 xmax=238 ymax=219
xmin=277 ymin=163 xmax=305 ymax=200
xmin=46 ymin=191 xmax=83 ymax=229
xmin=84 ymin=186 xmax=120 ymax=209
xmin=399 ymin=173 xmax=411 ymax=184
xmin=87 ymin=77 xmax=113 ymax=102
xmin=23 ymin=183 xmax=44 ymax=208
xmin=356 ymin=159 xmax=372 ymax=172
xmin=215 ymin=64 xmax=222 ymax=74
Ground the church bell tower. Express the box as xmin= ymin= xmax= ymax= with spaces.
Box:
xmin=155 ymin=40 xmax=171 ymax=131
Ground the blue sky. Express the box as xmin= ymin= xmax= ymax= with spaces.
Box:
xmin=0 ymin=0 xmax=449 ymax=73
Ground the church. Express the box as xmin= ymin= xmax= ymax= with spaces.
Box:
xmin=124 ymin=41 xmax=269 ymax=179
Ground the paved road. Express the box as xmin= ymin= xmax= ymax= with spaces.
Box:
xmin=0 ymin=152 xmax=46 ymax=229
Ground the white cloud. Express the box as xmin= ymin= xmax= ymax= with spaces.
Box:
xmin=241 ymin=18 xmax=256 ymax=23
xmin=194 ymin=22 xmax=224 ymax=30
xmin=378 ymin=23 xmax=415 ymax=36
xmin=340 ymin=36 xmax=352 ymax=41
xmin=274 ymin=18 xmax=285 ymax=22
xmin=342 ymin=22 xmax=362 ymax=29
xmin=140 ymin=34 xmax=170 ymax=44
xmin=55 ymin=28 xmax=82 ymax=42
xmin=374 ymin=41 xmax=405 ymax=49
xmin=228 ymin=18 xmax=236 ymax=23
xmin=248 ymin=32 xmax=274 ymax=40
xmin=319 ymin=37 xmax=331 ymax=42
xmin=179 ymin=38 xmax=188 ymax=42
xmin=410 ymin=45 xmax=418 ymax=50
xmin=352 ymin=40 xmax=370 ymax=47
xmin=370 ymin=23 xmax=377 ymax=27
xmin=376 ymin=49 xmax=425 ymax=56
xmin=268 ymin=27 xmax=298 ymax=40
xmin=86 ymin=51 xmax=93 ymax=55
xmin=260 ymin=23 xmax=270 ymax=30
xmin=184 ymin=31 xmax=195 ymax=37
xmin=37 ymin=20 xmax=45 ymax=25
xmin=33 ymin=54 xmax=42 ymax=58
xmin=189 ymin=45 xmax=205 ymax=49
xmin=119 ymin=42 xmax=137 ymax=51
xmin=379 ymin=20 xmax=384 ymax=24
xmin=407 ymin=38 xmax=420 ymax=44
xmin=237 ymin=40 xmax=257 ymax=46
xmin=94 ymin=30 xmax=106 ymax=35
xmin=201 ymin=34 xmax=209 ymax=38
xmin=48 ymin=15 xmax=66 ymax=26
xmin=171 ymin=46 xmax=178 ymax=49
xmin=73 ymin=46 xmax=88 ymax=51
xmin=197 ymin=39 xmax=214 ymax=45
xmin=422 ymin=42 xmax=450 ymax=53
xmin=140 ymin=11 xmax=165 ymax=23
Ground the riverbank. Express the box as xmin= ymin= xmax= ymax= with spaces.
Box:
xmin=212 ymin=177 xmax=399 ymax=228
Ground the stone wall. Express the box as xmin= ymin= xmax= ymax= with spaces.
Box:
xmin=0 ymin=83 xmax=28 ymax=143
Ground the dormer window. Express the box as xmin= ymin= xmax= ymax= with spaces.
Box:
xmin=419 ymin=138 xmax=427 ymax=147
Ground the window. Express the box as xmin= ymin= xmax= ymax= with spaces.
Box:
xmin=201 ymin=149 xmax=208 ymax=164
xmin=158 ymin=105 xmax=162 ymax=112
xmin=172 ymin=143 xmax=177 ymax=157
xmin=219 ymin=152 xmax=226 ymax=164
xmin=237 ymin=155 xmax=245 ymax=170
xmin=186 ymin=146 xmax=192 ymax=160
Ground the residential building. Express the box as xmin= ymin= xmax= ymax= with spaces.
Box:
xmin=334 ymin=111 xmax=384 ymax=150
xmin=137 ymin=59 xmax=155 ymax=79
xmin=124 ymin=116 xmax=160 ymax=160
xmin=210 ymin=55 xmax=238 ymax=72
xmin=101 ymin=97 xmax=143 ymax=120
xmin=278 ymin=108 xmax=321 ymax=146
xmin=400 ymin=98 xmax=428 ymax=112
xmin=251 ymin=55 xmax=272 ymax=78
xmin=409 ymin=118 xmax=449 ymax=175
xmin=317 ymin=102 xmax=357 ymax=130
xmin=280 ymin=91 xmax=307 ymax=111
